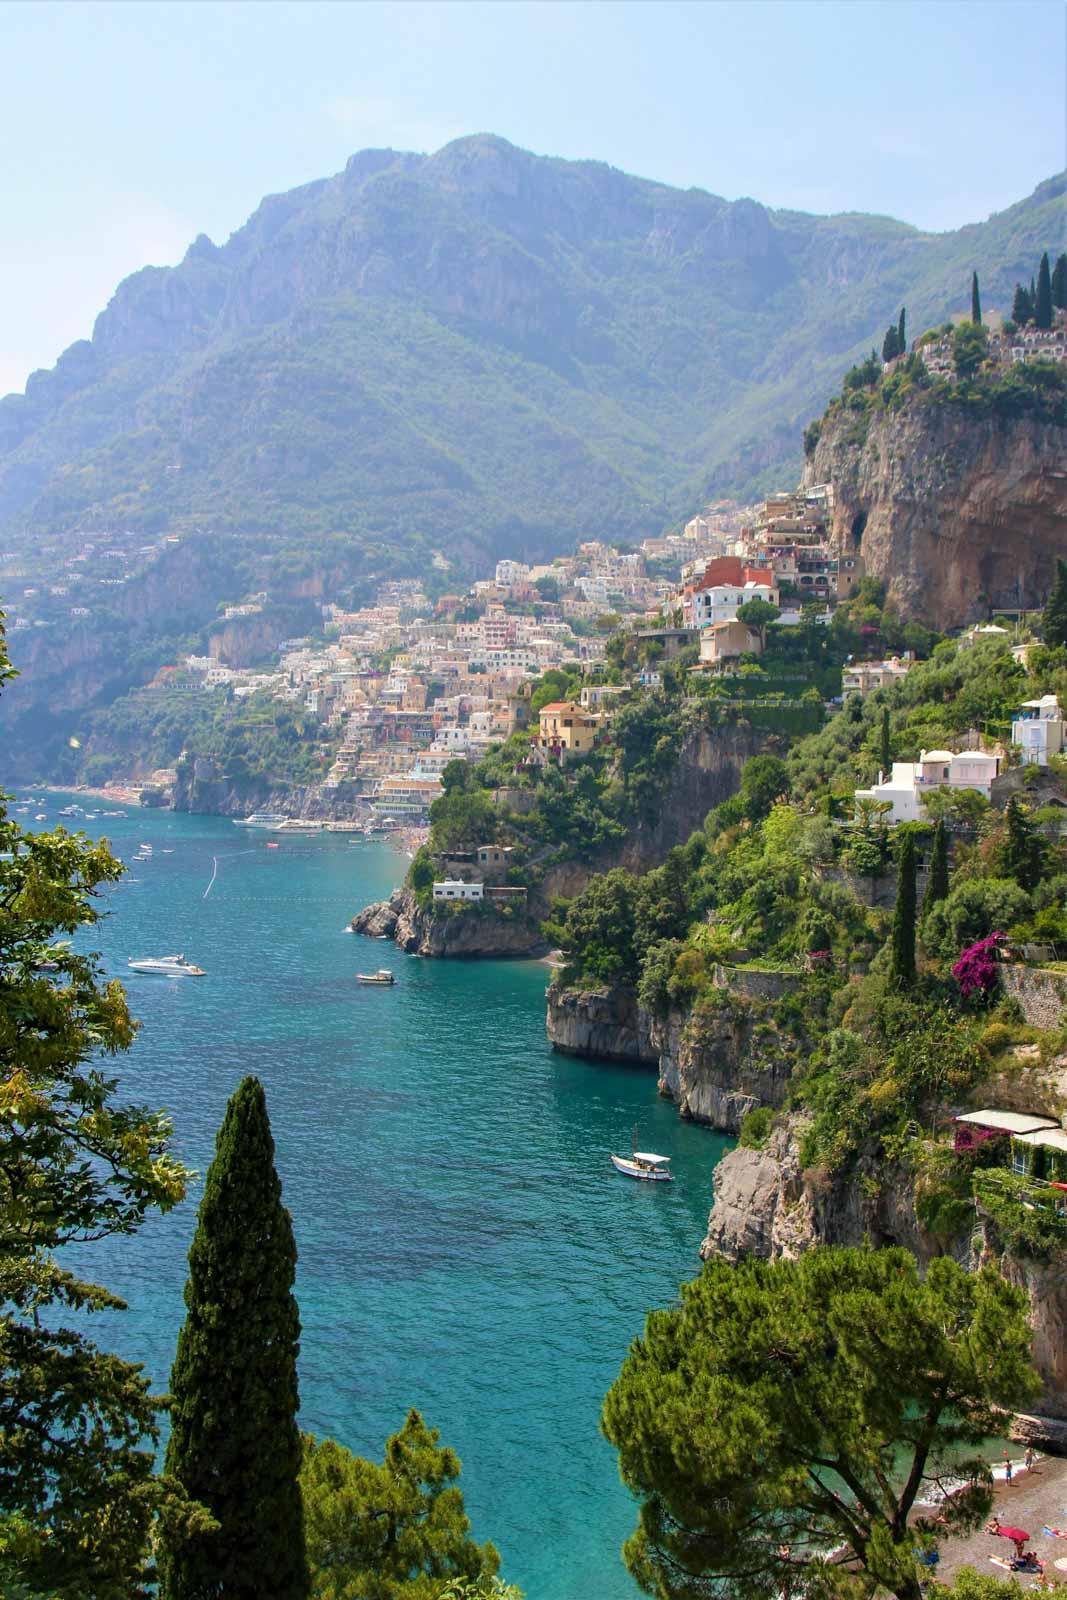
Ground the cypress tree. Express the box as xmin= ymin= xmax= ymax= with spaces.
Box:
xmin=880 ymin=706 xmax=891 ymax=777
xmin=1044 ymin=557 xmax=1067 ymax=648
xmin=971 ymin=271 xmax=981 ymax=325
xmin=898 ymin=305 xmax=906 ymax=354
xmin=922 ymin=818 xmax=949 ymax=919
xmin=1036 ymin=252 xmax=1053 ymax=329
xmin=159 ymin=1077 xmax=308 ymax=1600
xmin=1004 ymin=796 xmax=1045 ymax=892
xmin=889 ymin=830 xmax=917 ymax=989
xmin=882 ymin=325 xmax=900 ymax=363
xmin=1012 ymin=282 xmax=1032 ymax=325
xmin=1053 ymin=252 xmax=1067 ymax=311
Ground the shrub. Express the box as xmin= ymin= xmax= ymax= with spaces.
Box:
xmin=739 ymin=1106 xmax=775 ymax=1149
xmin=952 ymin=934 xmax=1004 ymax=1001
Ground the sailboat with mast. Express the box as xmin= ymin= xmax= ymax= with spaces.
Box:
xmin=610 ymin=1125 xmax=673 ymax=1182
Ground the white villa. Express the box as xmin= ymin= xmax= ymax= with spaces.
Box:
xmin=1012 ymin=695 xmax=1064 ymax=767
xmin=688 ymin=580 xmax=778 ymax=629
xmin=854 ymin=748 xmax=1001 ymax=824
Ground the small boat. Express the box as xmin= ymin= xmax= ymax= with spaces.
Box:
xmin=128 ymin=954 xmax=206 ymax=977
xmin=357 ymin=969 xmax=396 ymax=986
xmin=34 ymin=813 xmax=47 ymax=820
xmin=58 ymin=805 xmax=81 ymax=817
xmin=611 ymin=1128 xmax=673 ymax=1182
xmin=266 ymin=841 xmax=280 ymax=850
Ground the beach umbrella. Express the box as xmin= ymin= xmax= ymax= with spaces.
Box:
xmin=996 ymin=1527 xmax=1030 ymax=1552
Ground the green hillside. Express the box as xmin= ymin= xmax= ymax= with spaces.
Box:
xmin=1 ymin=136 xmax=1063 ymax=579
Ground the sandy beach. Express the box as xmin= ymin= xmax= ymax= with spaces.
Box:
xmin=933 ymin=1453 xmax=1067 ymax=1585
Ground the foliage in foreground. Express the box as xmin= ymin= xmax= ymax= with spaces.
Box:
xmin=301 ymin=1414 xmax=500 ymax=1600
xmin=159 ymin=1076 xmax=308 ymax=1599
xmin=0 ymin=617 xmax=199 ymax=1598
xmin=602 ymin=1248 xmax=1038 ymax=1600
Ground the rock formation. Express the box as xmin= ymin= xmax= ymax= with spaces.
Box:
xmin=811 ymin=404 xmax=1067 ymax=629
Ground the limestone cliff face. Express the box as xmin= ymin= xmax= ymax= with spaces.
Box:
xmin=544 ymin=971 xmax=800 ymax=1136
xmin=545 ymin=984 xmax=657 ymax=1064
xmin=809 ymin=404 xmax=1067 ymax=628
xmin=171 ymin=756 xmax=361 ymax=819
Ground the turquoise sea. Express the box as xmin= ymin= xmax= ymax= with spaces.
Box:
xmin=27 ymin=797 xmax=730 ymax=1600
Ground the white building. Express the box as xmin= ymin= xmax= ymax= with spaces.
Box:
xmin=494 ymin=559 xmax=529 ymax=587
xmin=1012 ymin=695 xmax=1065 ymax=766
xmin=432 ymin=880 xmax=484 ymax=902
xmin=854 ymin=748 xmax=1001 ymax=824
xmin=688 ymin=581 xmax=778 ymax=629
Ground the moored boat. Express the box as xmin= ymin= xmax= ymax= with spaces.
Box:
xmin=233 ymin=811 xmax=287 ymax=828
xmin=128 ymin=954 xmax=206 ymax=977
xmin=357 ymin=969 xmax=396 ymax=986
xmin=611 ymin=1128 xmax=673 ymax=1182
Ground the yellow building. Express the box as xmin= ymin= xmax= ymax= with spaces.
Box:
xmin=537 ymin=701 xmax=601 ymax=757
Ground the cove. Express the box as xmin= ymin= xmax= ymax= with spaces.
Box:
xmin=42 ymin=801 xmax=730 ymax=1599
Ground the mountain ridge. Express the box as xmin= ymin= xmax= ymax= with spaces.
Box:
xmin=2 ymin=136 xmax=1063 ymax=577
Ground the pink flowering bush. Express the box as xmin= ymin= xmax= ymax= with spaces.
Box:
xmin=952 ymin=933 xmax=1004 ymax=1000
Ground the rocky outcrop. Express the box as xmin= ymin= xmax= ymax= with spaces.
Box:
xmin=353 ymin=888 xmax=544 ymax=958
xmin=171 ymin=756 xmax=364 ymax=819
xmin=809 ymin=403 xmax=1067 ymax=629
xmin=546 ymin=984 xmax=656 ymax=1064
xmin=701 ymin=1124 xmax=934 ymax=1265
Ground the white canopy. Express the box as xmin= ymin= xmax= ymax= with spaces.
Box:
xmin=633 ymin=1151 xmax=671 ymax=1165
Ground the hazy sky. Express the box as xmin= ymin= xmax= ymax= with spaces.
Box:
xmin=3 ymin=0 xmax=1064 ymax=396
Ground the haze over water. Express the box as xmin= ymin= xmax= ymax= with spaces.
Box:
xmin=34 ymin=798 xmax=729 ymax=1599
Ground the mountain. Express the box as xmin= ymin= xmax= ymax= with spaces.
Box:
xmin=1 ymin=136 xmax=1063 ymax=582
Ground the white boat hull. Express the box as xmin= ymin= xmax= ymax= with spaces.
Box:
xmin=128 ymin=958 xmax=205 ymax=977
xmin=611 ymin=1154 xmax=673 ymax=1181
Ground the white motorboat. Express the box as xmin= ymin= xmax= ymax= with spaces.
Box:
xmin=58 ymin=805 xmax=82 ymax=817
xmin=611 ymin=1131 xmax=673 ymax=1182
xmin=128 ymin=954 xmax=206 ymax=977
xmin=233 ymin=811 xmax=288 ymax=828
xmin=277 ymin=819 xmax=323 ymax=832
xmin=357 ymin=969 xmax=396 ymax=986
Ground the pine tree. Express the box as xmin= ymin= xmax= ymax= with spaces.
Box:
xmin=898 ymin=305 xmax=906 ymax=354
xmin=882 ymin=324 xmax=900 ymax=362
xmin=159 ymin=1078 xmax=308 ymax=1600
xmin=880 ymin=706 xmax=891 ymax=777
xmin=1053 ymin=252 xmax=1067 ymax=311
xmin=922 ymin=818 xmax=949 ymax=919
xmin=1044 ymin=557 xmax=1067 ymax=648
xmin=971 ymin=271 xmax=981 ymax=325
xmin=889 ymin=830 xmax=917 ymax=988
xmin=1036 ymin=252 xmax=1053 ymax=329
xmin=1012 ymin=282 xmax=1033 ymax=325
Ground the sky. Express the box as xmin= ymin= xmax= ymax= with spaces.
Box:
xmin=2 ymin=0 xmax=1064 ymax=397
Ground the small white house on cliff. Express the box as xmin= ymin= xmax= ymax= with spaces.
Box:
xmin=855 ymin=748 xmax=1001 ymax=824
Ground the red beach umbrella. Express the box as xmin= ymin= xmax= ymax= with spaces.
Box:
xmin=997 ymin=1527 xmax=1030 ymax=1548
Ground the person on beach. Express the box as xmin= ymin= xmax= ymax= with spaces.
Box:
xmin=1004 ymin=1453 xmax=1013 ymax=1483
xmin=987 ymin=1516 xmax=1001 ymax=1535
xmin=1025 ymin=1445 xmax=1036 ymax=1471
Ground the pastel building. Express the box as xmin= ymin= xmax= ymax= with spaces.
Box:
xmin=854 ymin=748 xmax=1001 ymax=824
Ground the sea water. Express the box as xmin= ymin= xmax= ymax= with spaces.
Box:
xmin=31 ymin=800 xmax=730 ymax=1599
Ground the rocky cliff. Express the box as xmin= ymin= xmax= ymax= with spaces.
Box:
xmin=545 ymin=971 xmax=800 ymax=1136
xmin=810 ymin=403 xmax=1067 ymax=629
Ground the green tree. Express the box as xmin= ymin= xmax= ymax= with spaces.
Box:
xmin=898 ymin=305 xmax=906 ymax=353
xmin=1043 ymin=557 xmax=1067 ymax=648
xmin=542 ymin=869 xmax=639 ymax=985
xmin=740 ymin=754 xmax=789 ymax=823
xmin=882 ymin=324 xmax=900 ymax=362
xmin=923 ymin=877 xmax=1032 ymax=961
xmin=971 ymin=271 xmax=981 ymax=325
xmin=890 ymin=829 xmax=917 ymax=987
xmin=1035 ymin=251 xmax=1053 ymax=330
xmin=922 ymin=818 xmax=950 ymax=919
xmin=300 ymin=1414 xmax=500 ymax=1600
xmin=1011 ymin=283 xmax=1032 ymax=325
xmin=735 ymin=597 xmax=780 ymax=650
xmin=0 ymin=618 xmax=197 ymax=1598
xmin=159 ymin=1077 xmax=309 ymax=1600
xmin=1003 ymin=796 xmax=1046 ymax=892
xmin=602 ymin=1248 xmax=1038 ymax=1600
xmin=1052 ymin=252 xmax=1067 ymax=311
xmin=952 ymin=321 xmax=989 ymax=381
xmin=428 ymin=787 xmax=496 ymax=854
xmin=880 ymin=705 xmax=891 ymax=776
